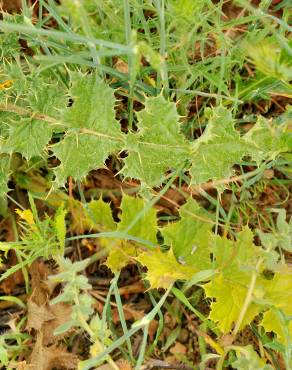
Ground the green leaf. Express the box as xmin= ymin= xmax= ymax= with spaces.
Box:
xmin=232 ymin=345 xmax=273 ymax=370
xmin=53 ymin=73 xmax=123 ymax=185
xmin=190 ymin=107 xmax=249 ymax=185
xmin=0 ymin=340 xmax=8 ymax=366
xmin=2 ymin=119 xmax=52 ymax=159
xmin=122 ymin=96 xmax=189 ymax=186
xmin=0 ymin=157 xmax=10 ymax=198
xmin=212 ymin=226 xmax=260 ymax=283
xmin=275 ymin=209 xmax=292 ymax=253
xmin=105 ymin=195 xmax=157 ymax=272
xmin=136 ymin=248 xmax=196 ymax=289
xmin=87 ymin=198 xmax=116 ymax=231
xmin=203 ymin=275 xmax=262 ymax=333
xmin=161 ymin=198 xmax=213 ymax=270
xmin=28 ymin=75 xmax=67 ymax=118
xmin=117 ymin=195 xmax=157 ymax=244
xmin=244 ymin=116 xmax=289 ymax=163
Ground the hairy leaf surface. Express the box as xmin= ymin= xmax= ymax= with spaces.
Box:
xmin=2 ymin=119 xmax=52 ymax=159
xmin=190 ymin=107 xmax=249 ymax=184
xmin=53 ymin=73 xmax=124 ymax=185
xmin=244 ymin=116 xmax=289 ymax=162
xmin=122 ymin=96 xmax=189 ymax=186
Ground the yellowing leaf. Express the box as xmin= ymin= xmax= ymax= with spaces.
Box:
xmin=260 ymin=267 xmax=292 ymax=343
xmin=54 ymin=205 xmax=67 ymax=255
xmin=69 ymin=198 xmax=115 ymax=234
xmin=136 ymin=248 xmax=196 ymax=289
xmin=261 ymin=310 xmax=292 ymax=345
xmin=212 ymin=226 xmax=260 ymax=283
xmin=16 ymin=209 xmax=35 ymax=225
xmin=204 ymin=275 xmax=262 ymax=333
xmin=106 ymin=242 xmax=137 ymax=273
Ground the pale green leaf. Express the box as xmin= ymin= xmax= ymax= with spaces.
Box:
xmin=212 ymin=226 xmax=260 ymax=283
xmin=190 ymin=107 xmax=249 ymax=184
xmin=117 ymin=195 xmax=157 ymax=244
xmin=2 ymin=119 xmax=52 ymax=159
xmin=276 ymin=209 xmax=292 ymax=252
xmin=244 ymin=116 xmax=289 ymax=163
xmin=161 ymin=198 xmax=212 ymax=270
xmin=122 ymin=96 xmax=189 ymax=186
xmin=232 ymin=345 xmax=273 ymax=370
xmin=136 ymin=248 xmax=196 ymax=289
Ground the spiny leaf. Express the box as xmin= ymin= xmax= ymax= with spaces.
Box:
xmin=28 ymin=76 xmax=67 ymax=119
xmin=106 ymin=242 xmax=137 ymax=273
xmin=244 ymin=116 xmax=289 ymax=163
xmin=203 ymin=274 xmax=262 ymax=333
xmin=136 ymin=248 xmax=196 ymax=289
xmin=117 ymin=194 xmax=157 ymax=244
xmin=53 ymin=73 xmax=124 ymax=185
xmin=190 ymin=106 xmax=249 ymax=185
xmin=161 ymin=198 xmax=213 ymax=270
xmin=2 ymin=119 xmax=52 ymax=159
xmin=87 ymin=198 xmax=116 ymax=231
xmin=122 ymin=96 xmax=189 ymax=186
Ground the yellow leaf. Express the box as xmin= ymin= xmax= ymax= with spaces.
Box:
xmin=136 ymin=248 xmax=196 ymax=289
xmin=106 ymin=242 xmax=137 ymax=273
xmin=204 ymin=275 xmax=262 ymax=333
xmin=16 ymin=209 xmax=35 ymax=225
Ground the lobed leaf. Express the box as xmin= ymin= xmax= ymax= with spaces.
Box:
xmin=136 ymin=248 xmax=197 ymax=289
xmin=161 ymin=198 xmax=213 ymax=270
xmin=122 ymin=96 xmax=189 ymax=186
xmin=53 ymin=73 xmax=124 ymax=185
xmin=2 ymin=119 xmax=52 ymax=160
xmin=204 ymin=275 xmax=262 ymax=333
xmin=190 ymin=107 xmax=249 ymax=185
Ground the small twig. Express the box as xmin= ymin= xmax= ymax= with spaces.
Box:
xmin=142 ymin=360 xmax=194 ymax=370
